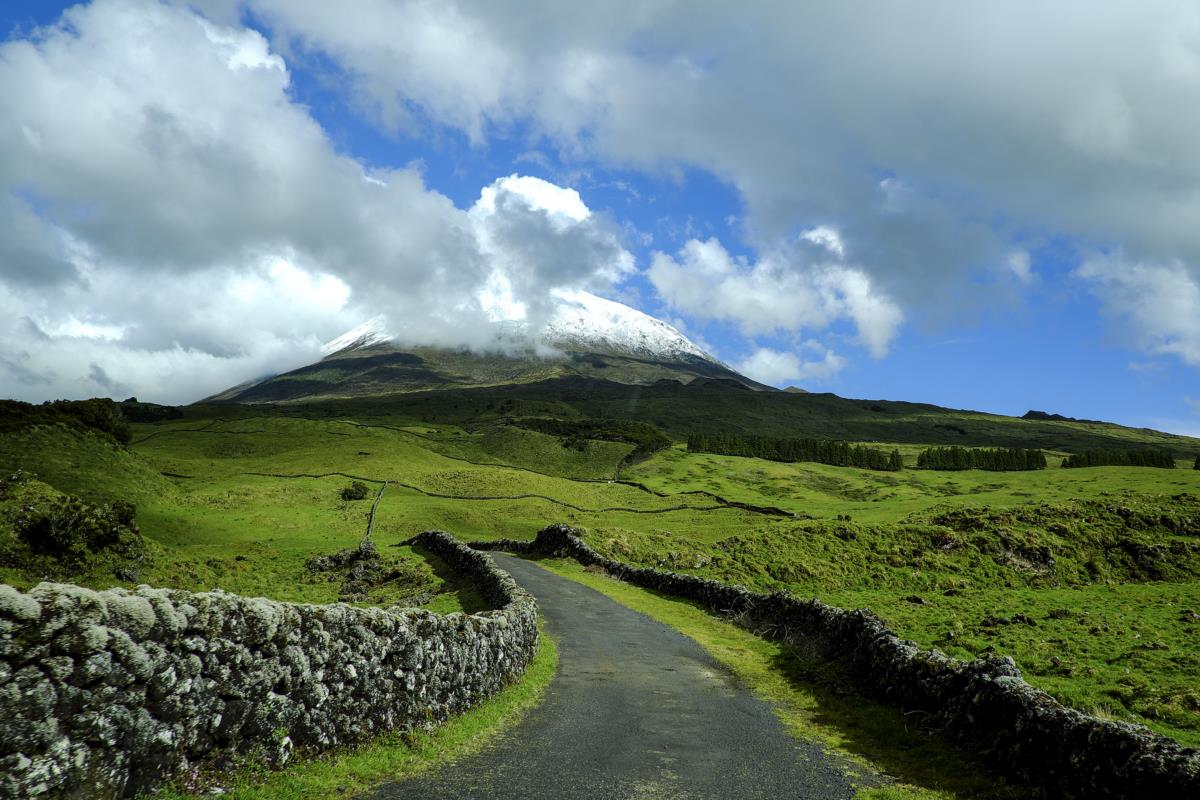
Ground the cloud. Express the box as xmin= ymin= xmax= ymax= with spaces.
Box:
xmin=1076 ymin=254 xmax=1200 ymax=365
xmin=648 ymin=236 xmax=902 ymax=357
xmin=736 ymin=347 xmax=846 ymax=388
xmin=469 ymin=175 xmax=635 ymax=327
xmin=0 ymin=1 xmax=634 ymax=402
xmin=216 ymin=0 xmax=1200 ymax=366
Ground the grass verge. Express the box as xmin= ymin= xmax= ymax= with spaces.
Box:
xmin=153 ymin=624 xmax=558 ymax=800
xmin=532 ymin=557 xmax=1041 ymax=800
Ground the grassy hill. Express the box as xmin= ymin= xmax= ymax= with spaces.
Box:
xmin=205 ymin=376 xmax=1200 ymax=458
xmin=3 ymin=389 xmax=1200 ymax=800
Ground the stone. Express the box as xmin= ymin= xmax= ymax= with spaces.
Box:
xmin=0 ymin=531 xmax=537 ymax=799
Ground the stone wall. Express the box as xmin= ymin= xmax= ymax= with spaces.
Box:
xmin=474 ymin=524 xmax=1200 ymax=799
xmin=0 ymin=530 xmax=537 ymax=799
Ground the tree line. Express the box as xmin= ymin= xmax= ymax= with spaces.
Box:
xmin=916 ymin=446 xmax=1046 ymax=471
xmin=1061 ymin=449 xmax=1176 ymax=469
xmin=0 ymin=398 xmax=132 ymax=445
xmin=686 ymin=433 xmax=903 ymax=471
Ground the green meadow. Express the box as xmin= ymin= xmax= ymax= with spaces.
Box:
xmin=2 ymin=408 xmax=1199 ymax=787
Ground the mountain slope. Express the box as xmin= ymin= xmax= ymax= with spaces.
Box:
xmin=209 ymin=291 xmax=771 ymax=402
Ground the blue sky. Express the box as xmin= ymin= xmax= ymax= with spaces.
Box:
xmin=2 ymin=1 xmax=1198 ymax=435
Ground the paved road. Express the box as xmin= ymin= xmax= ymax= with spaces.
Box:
xmin=367 ymin=554 xmax=856 ymax=800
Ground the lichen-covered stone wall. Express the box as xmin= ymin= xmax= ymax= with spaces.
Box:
xmin=475 ymin=524 xmax=1200 ymax=799
xmin=0 ymin=530 xmax=537 ymax=799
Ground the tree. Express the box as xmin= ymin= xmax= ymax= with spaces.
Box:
xmin=1194 ymin=455 xmax=1200 ymax=470
xmin=341 ymin=481 xmax=370 ymax=501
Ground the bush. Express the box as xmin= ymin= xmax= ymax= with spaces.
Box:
xmin=15 ymin=497 xmax=139 ymax=562
xmin=341 ymin=481 xmax=371 ymax=501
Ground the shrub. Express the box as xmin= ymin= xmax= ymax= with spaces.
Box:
xmin=341 ymin=481 xmax=371 ymax=501
xmin=15 ymin=497 xmax=138 ymax=562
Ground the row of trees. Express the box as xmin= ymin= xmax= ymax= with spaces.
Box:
xmin=916 ymin=446 xmax=1047 ymax=471
xmin=1061 ymin=449 xmax=1177 ymax=469
xmin=686 ymin=433 xmax=903 ymax=471
xmin=0 ymin=398 xmax=132 ymax=444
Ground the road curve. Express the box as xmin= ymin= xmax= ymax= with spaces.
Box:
xmin=366 ymin=554 xmax=855 ymax=800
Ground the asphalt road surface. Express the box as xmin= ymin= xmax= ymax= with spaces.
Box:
xmin=366 ymin=554 xmax=856 ymax=800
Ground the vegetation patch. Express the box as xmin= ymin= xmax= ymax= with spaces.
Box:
xmin=916 ymin=446 xmax=1046 ymax=471
xmin=0 ymin=397 xmax=132 ymax=444
xmin=0 ymin=470 xmax=148 ymax=582
xmin=688 ymin=432 xmax=903 ymax=471
xmin=340 ymin=480 xmax=371 ymax=500
xmin=1062 ymin=449 xmax=1178 ymax=469
xmin=508 ymin=416 xmax=670 ymax=463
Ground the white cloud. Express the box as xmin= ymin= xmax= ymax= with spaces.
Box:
xmin=212 ymin=0 xmax=1200 ymax=368
xmin=1076 ymin=254 xmax=1200 ymax=365
xmin=1007 ymin=250 xmax=1034 ymax=283
xmin=736 ymin=347 xmax=846 ymax=388
xmin=648 ymin=237 xmax=902 ymax=357
xmin=0 ymin=1 xmax=634 ymax=402
xmin=468 ymin=174 xmax=635 ymax=327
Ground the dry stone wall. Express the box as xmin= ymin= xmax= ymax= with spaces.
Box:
xmin=474 ymin=524 xmax=1200 ymax=799
xmin=0 ymin=530 xmax=537 ymax=799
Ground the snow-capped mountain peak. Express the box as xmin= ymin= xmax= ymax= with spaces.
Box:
xmin=322 ymin=291 xmax=719 ymax=365
xmin=542 ymin=289 xmax=715 ymax=363
xmin=320 ymin=315 xmax=392 ymax=355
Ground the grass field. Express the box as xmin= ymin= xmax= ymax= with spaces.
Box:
xmin=626 ymin=443 xmax=1200 ymax=522
xmin=2 ymin=406 xmax=1199 ymax=789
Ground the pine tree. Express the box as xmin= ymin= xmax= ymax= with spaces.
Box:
xmin=1194 ymin=455 xmax=1200 ymax=470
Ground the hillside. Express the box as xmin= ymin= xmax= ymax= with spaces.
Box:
xmin=212 ymin=376 xmax=1200 ymax=458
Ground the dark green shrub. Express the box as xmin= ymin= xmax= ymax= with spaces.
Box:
xmin=15 ymin=497 xmax=138 ymax=562
xmin=341 ymin=481 xmax=370 ymax=501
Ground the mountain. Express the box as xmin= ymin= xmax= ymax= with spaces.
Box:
xmin=209 ymin=290 xmax=770 ymax=403
xmin=201 ymin=292 xmax=1200 ymax=459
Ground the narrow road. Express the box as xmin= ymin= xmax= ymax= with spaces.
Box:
xmin=366 ymin=554 xmax=855 ymax=800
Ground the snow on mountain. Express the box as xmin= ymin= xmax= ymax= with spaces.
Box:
xmin=320 ymin=315 xmax=393 ymax=355
xmin=321 ymin=291 xmax=719 ymax=365
xmin=542 ymin=289 xmax=716 ymax=363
